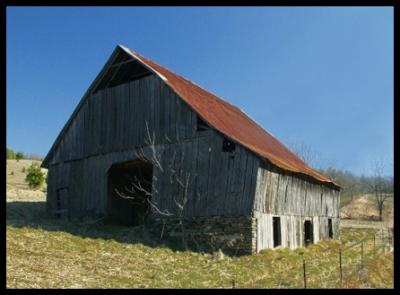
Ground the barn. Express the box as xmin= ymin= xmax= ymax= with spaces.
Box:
xmin=42 ymin=45 xmax=341 ymax=254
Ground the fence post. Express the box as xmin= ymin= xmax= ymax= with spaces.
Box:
xmin=360 ymin=241 xmax=364 ymax=270
xmin=390 ymin=233 xmax=393 ymax=249
xmin=303 ymin=257 xmax=307 ymax=289
xmin=373 ymin=234 xmax=376 ymax=255
xmin=232 ymin=279 xmax=236 ymax=289
xmin=391 ymin=228 xmax=394 ymax=247
xmin=383 ymin=235 xmax=386 ymax=254
xmin=339 ymin=247 xmax=343 ymax=285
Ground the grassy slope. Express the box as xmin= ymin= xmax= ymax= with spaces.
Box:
xmin=6 ymin=160 xmax=394 ymax=288
xmin=341 ymin=194 xmax=393 ymax=222
xmin=6 ymin=159 xmax=47 ymax=190
xmin=6 ymin=221 xmax=393 ymax=288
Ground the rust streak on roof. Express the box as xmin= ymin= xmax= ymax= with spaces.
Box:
xmin=122 ymin=46 xmax=338 ymax=188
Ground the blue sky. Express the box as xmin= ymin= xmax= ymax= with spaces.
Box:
xmin=7 ymin=7 xmax=393 ymax=176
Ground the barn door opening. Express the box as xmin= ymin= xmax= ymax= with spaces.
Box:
xmin=55 ymin=188 xmax=69 ymax=219
xmin=107 ymin=160 xmax=153 ymax=226
xmin=304 ymin=220 xmax=314 ymax=246
xmin=273 ymin=217 xmax=281 ymax=248
xmin=328 ymin=219 xmax=333 ymax=238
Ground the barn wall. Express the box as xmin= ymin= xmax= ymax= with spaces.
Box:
xmin=151 ymin=130 xmax=259 ymax=218
xmin=253 ymin=162 xmax=340 ymax=251
xmin=253 ymin=162 xmax=340 ymax=217
xmin=46 ymin=72 xmax=260 ymax=219
xmin=48 ymin=74 xmax=198 ymax=165
xmin=47 ymin=138 xmax=259 ymax=219
xmin=254 ymin=212 xmax=340 ymax=251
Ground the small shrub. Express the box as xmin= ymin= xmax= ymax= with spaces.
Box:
xmin=21 ymin=167 xmax=26 ymax=173
xmin=6 ymin=148 xmax=16 ymax=159
xmin=16 ymin=152 xmax=24 ymax=161
xmin=25 ymin=164 xmax=45 ymax=189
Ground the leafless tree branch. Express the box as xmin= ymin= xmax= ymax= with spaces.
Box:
xmin=113 ymin=120 xmax=192 ymax=249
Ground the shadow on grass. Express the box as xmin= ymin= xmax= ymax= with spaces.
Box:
xmin=6 ymin=201 xmax=189 ymax=252
xmin=6 ymin=201 xmax=223 ymax=255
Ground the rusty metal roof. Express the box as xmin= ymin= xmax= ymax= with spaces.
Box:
xmin=120 ymin=45 xmax=339 ymax=189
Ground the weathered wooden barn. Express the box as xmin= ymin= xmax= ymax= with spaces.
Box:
xmin=42 ymin=45 xmax=341 ymax=254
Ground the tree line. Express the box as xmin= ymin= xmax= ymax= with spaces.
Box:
xmin=317 ymin=166 xmax=393 ymax=200
xmin=289 ymin=142 xmax=393 ymax=221
xmin=6 ymin=148 xmax=43 ymax=161
xmin=317 ymin=164 xmax=393 ymax=222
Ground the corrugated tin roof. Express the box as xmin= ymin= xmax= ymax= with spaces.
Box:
xmin=119 ymin=45 xmax=339 ymax=189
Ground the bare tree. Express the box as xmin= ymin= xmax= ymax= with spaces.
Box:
xmin=114 ymin=121 xmax=191 ymax=249
xmin=346 ymin=182 xmax=357 ymax=202
xmin=289 ymin=141 xmax=321 ymax=169
xmin=362 ymin=159 xmax=391 ymax=222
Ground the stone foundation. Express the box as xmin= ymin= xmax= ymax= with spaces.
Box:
xmin=148 ymin=216 xmax=257 ymax=255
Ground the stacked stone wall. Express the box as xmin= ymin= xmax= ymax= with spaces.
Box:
xmin=148 ymin=216 xmax=257 ymax=255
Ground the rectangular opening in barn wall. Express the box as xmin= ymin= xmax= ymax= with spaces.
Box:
xmin=106 ymin=160 xmax=153 ymax=226
xmin=273 ymin=217 xmax=281 ymax=247
xmin=222 ymin=138 xmax=236 ymax=158
xmin=328 ymin=218 xmax=333 ymax=238
xmin=55 ymin=188 xmax=68 ymax=219
xmin=304 ymin=220 xmax=314 ymax=246
xmin=197 ymin=116 xmax=210 ymax=132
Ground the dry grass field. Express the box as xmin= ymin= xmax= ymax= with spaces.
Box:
xmin=341 ymin=194 xmax=393 ymax=223
xmin=6 ymin=160 xmax=394 ymax=289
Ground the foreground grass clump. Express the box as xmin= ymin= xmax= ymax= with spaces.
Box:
xmin=6 ymin=218 xmax=393 ymax=288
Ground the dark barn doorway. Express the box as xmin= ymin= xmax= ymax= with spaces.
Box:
xmin=273 ymin=217 xmax=281 ymax=248
xmin=328 ymin=219 xmax=333 ymax=238
xmin=107 ymin=160 xmax=153 ymax=226
xmin=304 ymin=220 xmax=314 ymax=246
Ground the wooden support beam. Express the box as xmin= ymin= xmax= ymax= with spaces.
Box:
xmin=110 ymin=58 xmax=137 ymax=68
xmin=105 ymin=64 xmax=122 ymax=88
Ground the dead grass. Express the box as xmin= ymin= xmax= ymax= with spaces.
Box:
xmin=6 ymin=215 xmax=393 ymax=288
xmin=6 ymin=161 xmax=393 ymax=289
xmin=364 ymin=252 xmax=394 ymax=288
xmin=6 ymin=159 xmax=47 ymax=191
xmin=340 ymin=194 xmax=393 ymax=222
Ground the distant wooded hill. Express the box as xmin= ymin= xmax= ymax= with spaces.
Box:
xmin=317 ymin=167 xmax=393 ymax=207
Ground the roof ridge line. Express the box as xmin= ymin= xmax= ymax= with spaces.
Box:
xmin=120 ymin=44 xmax=244 ymax=112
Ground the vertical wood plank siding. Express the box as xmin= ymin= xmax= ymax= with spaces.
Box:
xmin=254 ymin=162 xmax=340 ymax=218
xmin=46 ymin=74 xmax=259 ymax=219
xmin=253 ymin=162 xmax=340 ymax=252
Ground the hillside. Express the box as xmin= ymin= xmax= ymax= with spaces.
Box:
xmin=6 ymin=159 xmax=47 ymax=203
xmin=340 ymin=194 xmax=393 ymax=226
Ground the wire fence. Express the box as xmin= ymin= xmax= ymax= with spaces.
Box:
xmin=303 ymin=229 xmax=393 ymax=288
xmin=332 ymin=229 xmax=392 ymax=288
xmin=230 ymin=228 xmax=393 ymax=288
